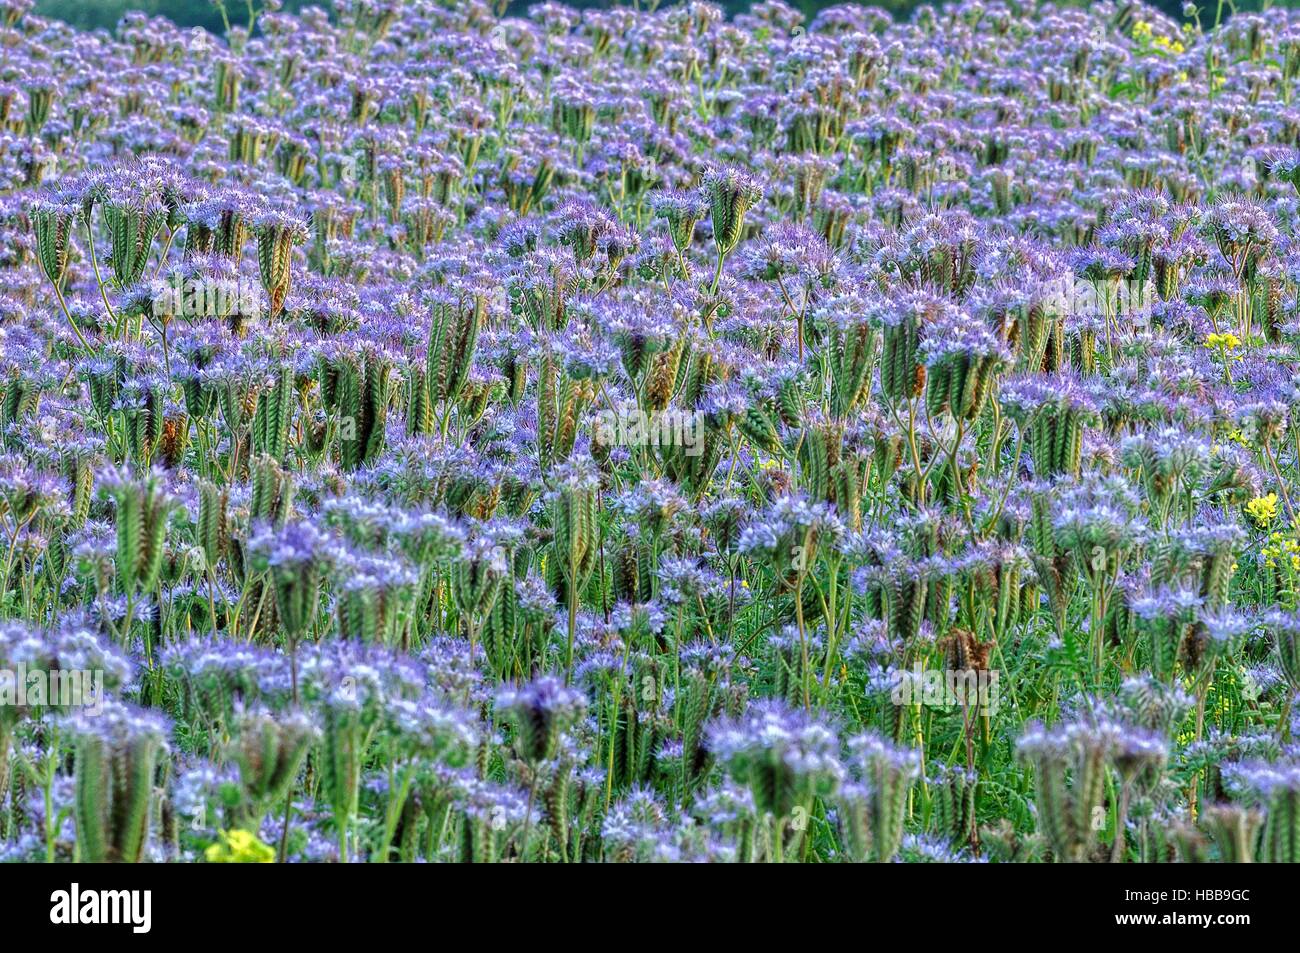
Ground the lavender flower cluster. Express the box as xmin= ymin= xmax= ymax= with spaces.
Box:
xmin=1 ymin=0 xmax=1300 ymax=863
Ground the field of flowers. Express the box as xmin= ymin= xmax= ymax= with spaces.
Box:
xmin=2 ymin=0 xmax=1300 ymax=864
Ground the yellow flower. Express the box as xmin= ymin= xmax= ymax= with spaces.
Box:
xmin=1225 ymin=426 xmax=1252 ymax=449
xmin=1132 ymin=20 xmax=1153 ymax=41
xmin=205 ymin=828 xmax=275 ymax=863
xmin=1246 ymin=493 xmax=1279 ymax=528
xmin=1262 ymin=530 xmax=1300 ymax=570
xmin=1205 ymin=331 xmax=1241 ymax=352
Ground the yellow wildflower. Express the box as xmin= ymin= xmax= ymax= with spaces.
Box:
xmin=1262 ymin=530 xmax=1300 ymax=569
xmin=1206 ymin=331 xmax=1241 ymax=351
xmin=205 ymin=829 xmax=275 ymax=863
xmin=1246 ymin=493 xmax=1279 ymax=528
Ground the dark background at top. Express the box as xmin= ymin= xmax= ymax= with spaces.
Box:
xmin=33 ymin=0 xmax=1286 ymax=36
